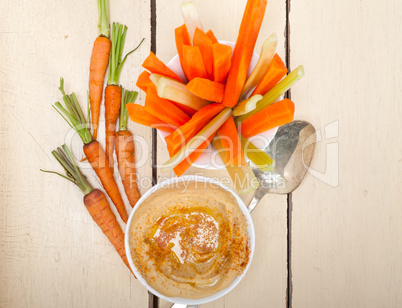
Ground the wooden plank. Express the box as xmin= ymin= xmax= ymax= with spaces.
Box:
xmin=0 ymin=0 xmax=150 ymax=307
xmin=289 ymin=0 xmax=402 ymax=306
xmin=154 ymin=0 xmax=288 ymax=307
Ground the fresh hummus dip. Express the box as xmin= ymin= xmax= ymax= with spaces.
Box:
xmin=128 ymin=180 xmax=250 ymax=299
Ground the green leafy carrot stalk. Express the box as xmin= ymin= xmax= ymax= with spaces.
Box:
xmin=115 ymin=88 xmax=141 ymax=208
xmin=105 ymin=23 xmax=144 ymax=171
xmin=212 ymin=136 xmax=259 ymax=194
xmin=162 ymin=107 xmax=232 ymax=169
xmin=240 ymin=135 xmax=275 ymax=172
xmin=235 ymin=65 xmax=304 ymax=124
xmin=53 ymin=78 xmax=129 ymax=223
xmin=41 ymin=144 xmax=132 ymax=272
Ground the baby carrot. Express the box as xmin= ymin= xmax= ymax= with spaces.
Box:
xmin=89 ymin=0 xmax=111 ymax=141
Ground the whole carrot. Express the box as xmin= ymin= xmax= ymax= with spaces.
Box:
xmin=105 ymin=23 xmax=144 ymax=172
xmin=115 ymin=89 xmax=141 ymax=208
xmin=89 ymin=0 xmax=111 ymax=140
xmin=54 ymin=78 xmax=128 ymax=223
xmin=41 ymin=145 xmax=132 ymax=273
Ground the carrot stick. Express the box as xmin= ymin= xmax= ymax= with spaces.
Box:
xmin=206 ymin=29 xmax=218 ymax=44
xmin=251 ymin=53 xmax=287 ymax=96
xmin=42 ymin=145 xmax=132 ymax=273
xmin=105 ymin=23 xmax=144 ymax=172
xmin=173 ymin=134 xmax=214 ymax=177
xmin=54 ymin=79 xmax=128 ymax=223
xmin=170 ymin=101 xmax=197 ymax=116
xmin=89 ymin=0 xmax=111 ymax=140
xmin=145 ymin=87 xmax=191 ymax=128
xmin=175 ymin=24 xmax=191 ymax=80
xmin=165 ymin=103 xmax=225 ymax=156
xmin=126 ymin=104 xmax=176 ymax=133
xmin=193 ymin=28 xmax=214 ymax=79
xmin=182 ymin=45 xmax=208 ymax=81
xmin=217 ymin=116 xmax=245 ymax=166
xmin=186 ymin=77 xmax=225 ymax=102
xmin=240 ymin=98 xmax=295 ymax=138
xmin=222 ymin=0 xmax=267 ymax=107
xmin=136 ymin=71 xmax=153 ymax=92
xmin=212 ymin=43 xmax=232 ymax=83
xmin=142 ymin=51 xmax=183 ymax=82
xmin=116 ymin=89 xmax=140 ymax=208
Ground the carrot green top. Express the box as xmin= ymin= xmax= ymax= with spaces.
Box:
xmin=107 ymin=23 xmax=145 ymax=85
xmin=41 ymin=145 xmax=93 ymax=195
xmin=98 ymin=0 xmax=110 ymax=38
xmin=119 ymin=88 xmax=138 ymax=131
xmin=53 ymin=78 xmax=93 ymax=145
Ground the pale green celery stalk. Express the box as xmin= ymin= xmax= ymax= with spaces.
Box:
xmin=212 ymin=136 xmax=259 ymax=194
xmin=162 ymin=108 xmax=232 ymax=169
xmin=235 ymin=65 xmax=304 ymax=124
xmin=180 ymin=2 xmax=204 ymax=42
xmin=232 ymin=94 xmax=263 ymax=116
xmin=241 ymin=135 xmax=275 ymax=172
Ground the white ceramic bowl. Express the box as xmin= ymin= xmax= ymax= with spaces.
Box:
xmin=125 ymin=175 xmax=255 ymax=305
xmin=158 ymin=41 xmax=278 ymax=170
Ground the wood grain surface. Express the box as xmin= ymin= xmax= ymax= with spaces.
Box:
xmin=0 ymin=0 xmax=401 ymax=307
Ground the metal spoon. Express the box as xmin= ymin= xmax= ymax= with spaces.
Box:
xmin=248 ymin=120 xmax=315 ymax=212
xmin=171 ymin=120 xmax=315 ymax=308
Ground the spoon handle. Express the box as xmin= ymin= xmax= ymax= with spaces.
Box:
xmin=248 ymin=195 xmax=261 ymax=213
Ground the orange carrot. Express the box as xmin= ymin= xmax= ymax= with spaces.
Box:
xmin=186 ymin=77 xmax=225 ymax=102
xmin=136 ymin=71 xmax=153 ymax=92
xmin=175 ymin=24 xmax=192 ymax=79
xmin=170 ymin=101 xmax=197 ymax=116
xmin=173 ymin=134 xmax=214 ymax=177
xmin=206 ymin=29 xmax=218 ymax=44
xmin=142 ymin=51 xmax=183 ymax=82
xmin=42 ymin=145 xmax=132 ymax=272
xmin=251 ymin=53 xmax=287 ymax=96
xmin=240 ymin=98 xmax=295 ymax=138
xmin=89 ymin=0 xmax=111 ymax=140
xmin=182 ymin=45 xmax=208 ymax=81
xmin=126 ymin=103 xmax=176 ymax=133
xmin=193 ymin=28 xmax=214 ymax=79
xmin=105 ymin=23 xmax=144 ymax=172
xmin=84 ymin=140 xmax=128 ymax=223
xmin=222 ymin=0 xmax=267 ymax=107
xmin=217 ymin=116 xmax=245 ymax=166
xmin=104 ymin=84 xmax=121 ymax=172
xmin=54 ymin=79 xmax=129 ymax=223
xmin=84 ymin=189 xmax=131 ymax=270
xmin=212 ymin=43 xmax=232 ymax=83
xmin=165 ymin=103 xmax=225 ymax=156
xmin=116 ymin=89 xmax=140 ymax=208
xmin=145 ymin=87 xmax=191 ymax=128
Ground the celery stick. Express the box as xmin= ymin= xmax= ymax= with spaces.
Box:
xmin=181 ymin=2 xmax=204 ymax=43
xmin=162 ymin=108 xmax=232 ymax=169
xmin=241 ymin=135 xmax=274 ymax=172
xmin=212 ymin=137 xmax=259 ymax=194
xmin=157 ymin=76 xmax=209 ymax=110
xmin=149 ymin=73 xmax=163 ymax=86
xmin=240 ymin=33 xmax=278 ymax=99
xmin=232 ymin=94 xmax=263 ymax=116
xmin=235 ymin=65 xmax=304 ymax=124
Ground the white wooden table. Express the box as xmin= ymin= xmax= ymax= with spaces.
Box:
xmin=0 ymin=0 xmax=400 ymax=307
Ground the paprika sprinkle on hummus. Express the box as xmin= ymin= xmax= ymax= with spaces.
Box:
xmin=128 ymin=180 xmax=251 ymax=299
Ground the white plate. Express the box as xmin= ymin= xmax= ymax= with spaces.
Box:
xmin=158 ymin=41 xmax=278 ymax=170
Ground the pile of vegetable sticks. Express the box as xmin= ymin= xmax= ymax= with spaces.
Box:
xmin=43 ymin=0 xmax=143 ymax=273
xmin=129 ymin=0 xmax=304 ymax=193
